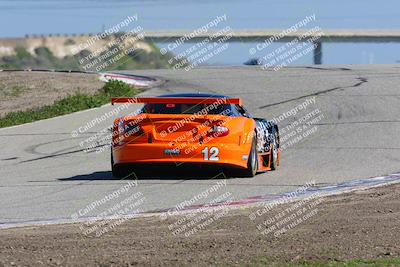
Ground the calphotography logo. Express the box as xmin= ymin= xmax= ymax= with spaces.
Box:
xmin=247 ymin=14 xmax=326 ymax=70
xmin=249 ymin=180 xmax=325 ymax=238
xmin=69 ymin=181 xmax=145 ymax=237
xmin=158 ymin=14 xmax=235 ymax=71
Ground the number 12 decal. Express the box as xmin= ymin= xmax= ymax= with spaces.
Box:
xmin=201 ymin=147 xmax=219 ymax=161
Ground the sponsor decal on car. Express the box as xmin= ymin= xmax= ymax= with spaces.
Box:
xmin=164 ymin=149 xmax=181 ymax=155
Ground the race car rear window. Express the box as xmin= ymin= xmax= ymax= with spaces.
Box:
xmin=142 ymin=103 xmax=235 ymax=115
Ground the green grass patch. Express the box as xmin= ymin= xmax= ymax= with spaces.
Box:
xmin=254 ymin=257 xmax=400 ymax=267
xmin=0 ymin=80 xmax=140 ymax=128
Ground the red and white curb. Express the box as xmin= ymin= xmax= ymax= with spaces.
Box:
xmin=1 ymin=172 xmax=399 ymax=230
xmin=99 ymin=72 xmax=160 ymax=88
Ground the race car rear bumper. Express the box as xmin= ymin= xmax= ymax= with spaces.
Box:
xmin=112 ymin=142 xmax=250 ymax=169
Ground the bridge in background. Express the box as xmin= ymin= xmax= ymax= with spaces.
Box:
xmin=3 ymin=30 xmax=400 ymax=65
xmin=144 ymin=30 xmax=400 ymax=64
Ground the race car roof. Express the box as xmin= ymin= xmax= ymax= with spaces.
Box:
xmin=111 ymin=93 xmax=242 ymax=105
xmin=158 ymin=92 xmax=230 ymax=99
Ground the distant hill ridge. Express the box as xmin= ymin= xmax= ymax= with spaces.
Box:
xmin=0 ymin=33 xmax=177 ymax=71
xmin=0 ymin=33 xmax=152 ymax=58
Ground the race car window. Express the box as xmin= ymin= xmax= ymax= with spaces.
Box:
xmin=235 ymin=105 xmax=252 ymax=118
xmin=206 ymin=104 xmax=232 ymax=115
xmin=142 ymin=103 xmax=235 ymax=115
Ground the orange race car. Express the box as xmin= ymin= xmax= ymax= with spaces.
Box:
xmin=111 ymin=93 xmax=280 ymax=177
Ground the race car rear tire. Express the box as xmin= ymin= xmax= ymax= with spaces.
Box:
xmin=270 ymin=131 xmax=279 ymax=171
xmin=240 ymin=133 xmax=258 ymax=177
xmin=111 ymin=151 xmax=127 ymax=178
xmin=112 ymin=164 xmax=126 ymax=178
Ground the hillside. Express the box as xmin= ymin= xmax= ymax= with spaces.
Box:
xmin=0 ymin=34 xmax=176 ymax=71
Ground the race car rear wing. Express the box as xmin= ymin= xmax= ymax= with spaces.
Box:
xmin=111 ymin=97 xmax=242 ymax=106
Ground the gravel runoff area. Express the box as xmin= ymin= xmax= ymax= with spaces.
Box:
xmin=0 ymin=71 xmax=104 ymax=117
xmin=0 ymin=183 xmax=399 ymax=266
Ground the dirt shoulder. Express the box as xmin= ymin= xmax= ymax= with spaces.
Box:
xmin=1 ymin=183 xmax=399 ymax=266
xmin=0 ymin=71 xmax=104 ymax=117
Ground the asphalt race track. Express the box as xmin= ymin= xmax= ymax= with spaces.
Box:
xmin=1 ymin=65 xmax=400 ymax=226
